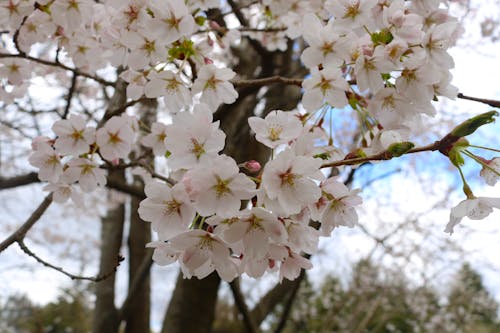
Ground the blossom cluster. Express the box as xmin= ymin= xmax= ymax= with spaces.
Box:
xmin=8 ymin=0 xmax=497 ymax=281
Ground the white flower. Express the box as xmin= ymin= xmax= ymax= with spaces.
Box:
xmin=138 ymin=182 xmax=195 ymax=240
xmin=170 ymin=230 xmax=239 ymax=281
xmin=302 ymin=68 xmax=349 ymax=111
xmin=0 ymin=58 xmax=30 ymax=85
xmin=189 ymin=155 xmax=256 ymax=218
xmin=300 ymin=14 xmax=352 ymax=69
xmin=261 ymin=149 xmax=323 ymax=216
xmin=63 ymin=158 xmax=107 ymax=192
xmin=480 ymin=158 xmax=500 ymax=186
xmin=445 ymin=197 xmax=500 ymax=234
xmin=166 ymin=105 xmax=225 ymax=171
xmin=279 ymin=251 xmax=312 ymax=282
xmin=96 ymin=116 xmax=135 ymax=161
xmin=312 ymin=178 xmax=363 ymax=236
xmin=326 ymin=0 xmax=378 ymax=30
xmin=354 ymin=46 xmax=394 ymax=94
xmin=43 ymin=182 xmax=83 ymax=206
xmin=219 ymin=207 xmax=287 ymax=259
xmin=144 ymin=71 xmax=191 ymax=112
xmin=148 ymin=0 xmax=195 ymax=44
xmin=141 ymin=122 xmax=168 ymax=156
xmin=28 ymin=143 xmax=63 ymax=183
xmin=147 ymin=241 xmax=180 ymax=266
xmin=192 ymin=64 xmax=238 ymax=110
xmin=53 ymin=114 xmax=95 ymax=155
xmin=248 ymin=110 xmax=303 ymax=149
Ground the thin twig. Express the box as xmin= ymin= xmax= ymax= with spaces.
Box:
xmin=18 ymin=239 xmax=123 ymax=282
xmin=457 ymin=93 xmax=500 ymax=108
xmin=0 ymin=193 xmax=53 ymax=253
xmin=63 ymin=72 xmax=78 ymax=119
xmin=0 ymin=52 xmax=114 ymax=86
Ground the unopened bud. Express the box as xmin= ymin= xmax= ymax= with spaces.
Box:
xmin=242 ymin=160 xmax=261 ymax=173
xmin=451 ymin=110 xmax=498 ymax=138
xmin=387 ymin=142 xmax=415 ymax=157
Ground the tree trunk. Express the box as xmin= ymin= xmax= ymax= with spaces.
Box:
xmin=161 ymin=272 xmax=221 ymax=333
xmin=124 ymin=99 xmax=157 ymax=333
xmin=92 ymin=170 xmax=125 ymax=333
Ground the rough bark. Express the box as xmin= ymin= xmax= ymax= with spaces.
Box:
xmin=92 ymin=170 xmax=126 ymax=333
xmin=92 ymin=76 xmax=128 ymax=333
xmin=161 ymin=272 xmax=221 ymax=333
xmin=124 ymin=99 xmax=156 ymax=333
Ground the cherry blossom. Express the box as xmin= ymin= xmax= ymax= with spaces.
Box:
xmin=248 ymin=110 xmax=303 ymax=149
xmin=302 ymin=68 xmax=350 ymax=111
xmin=169 ymin=230 xmax=239 ymax=281
xmin=28 ymin=143 xmax=63 ymax=183
xmin=138 ymin=182 xmax=196 ymax=240
xmin=480 ymin=158 xmax=500 ymax=186
xmin=62 ymin=158 xmax=107 ymax=192
xmin=188 ymin=155 xmax=256 ymax=218
xmin=445 ymin=197 xmax=500 ymax=234
xmin=141 ymin=122 xmax=169 ymax=157
xmin=52 ymin=115 xmax=95 ymax=155
xmin=191 ymin=64 xmax=238 ymax=110
xmin=261 ymin=149 xmax=323 ymax=216
xmin=165 ymin=104 xmax=225 ymax=171
xmin=96 ymin=116 xmax=135 ymax=161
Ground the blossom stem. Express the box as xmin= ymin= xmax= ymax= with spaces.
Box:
xmin=468 ymin=145 xmax=500 ymax=153
xmin=456 ymin=165 xmax=475 ymax=199
xmin=462 ymin=150 xmax=500 ymax=177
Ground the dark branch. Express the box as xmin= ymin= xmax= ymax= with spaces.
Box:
xmin=118 ymin=250 xmax=154 ymax=320
xmin=63 ymin=72 xmax=78 ymax=119
xmin=273 ymin=270 xmax=306 ymax=333
xmin=18 ymin=239 xmax=123 ymax=282
xmin=229 ymin=279 xmax=259 ymax=333
xmin=0 ymin=193 xmax=53 ymax=253
xmin=0 ymin=52 xmax=114 ymax=86
xmin=0 ymin=172 xmax=39 ymax=190
xmin=457 ymin=93 xmax=500 ymax=108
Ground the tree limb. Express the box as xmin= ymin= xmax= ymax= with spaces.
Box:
xmin=17 ymin=239 xmax=123 ymax=282
xmin=118 ymin=249 xmax=154 ymax=320
xmin=229 ymin=279 xmax=259 ymax=333
xmin=273 ymin=270 xmax=306 ymax=333
xmin=0 ymin=193 xmax=53 ymax=253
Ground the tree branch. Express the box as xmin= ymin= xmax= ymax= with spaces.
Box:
xmin=17 ymin=239 xmax=123 ymax=282
xmin=0 ymin=172 xmax=39 ymax=190
xmin=0 ymin=52 xmax=114 ymax=86
xmin=457 ymin=93 xmax=500 ymax=108
xmin=118 ymin=249 xmax=154 ymax=320
xmin=63 ymin=72 xmax=78 ymax=119
xmin=0 ymin=193 xmax=53 ymax=253
xmin=229 ymin=279 xmax=259 ymax=333
xmin=273 ymin=270 xmax=306 ymax=333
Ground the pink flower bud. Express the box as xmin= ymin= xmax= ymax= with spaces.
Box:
xmin=209 ymin=21 xmax=221 ymax=30
xmin=111 ymin=158 xmax=120 ymax=166
xmin=204 ymin=57 xmax=213 ymax=65
xmin=244 ymin=160 xmax=261 ymax=173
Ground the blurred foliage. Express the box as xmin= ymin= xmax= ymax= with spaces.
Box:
xmin=214 ymin=260 xmax=500 ymax=333
xmin=274 ymin=260 xmax=500 ymax=333
xmin=0 ymin=284 xmax=92 ymax=333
